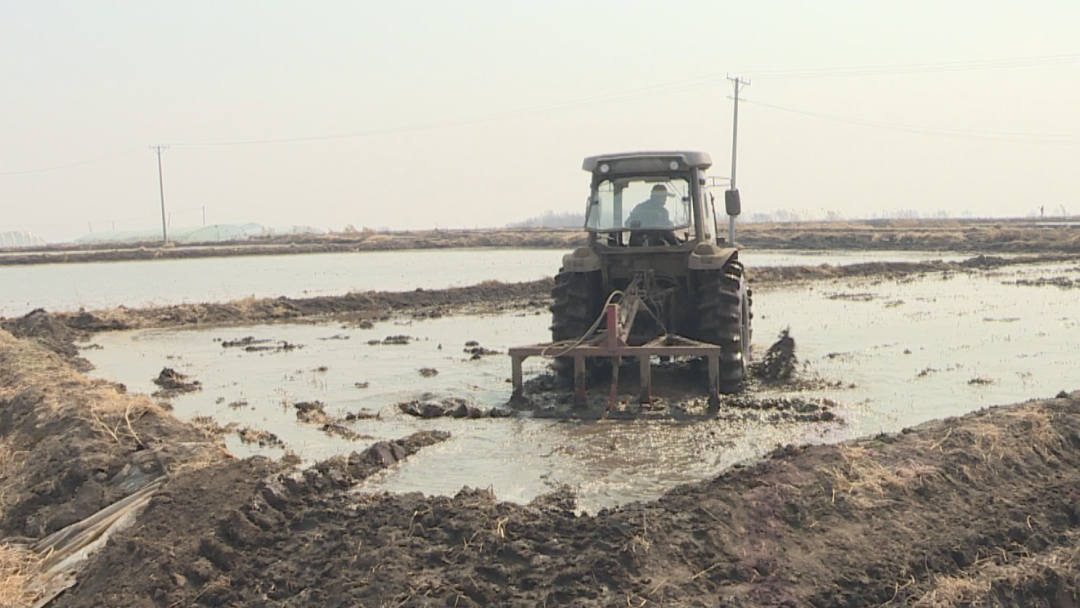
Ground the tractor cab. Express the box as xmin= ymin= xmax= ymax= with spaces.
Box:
xmin=582 ymin=151 xmax=718 ymax=248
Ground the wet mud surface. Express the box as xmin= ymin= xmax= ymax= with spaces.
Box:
xmin=3 ymin=239 xmax=1080 ymax=605
xmin=5 ymin=331 xmax=1080 ymax=606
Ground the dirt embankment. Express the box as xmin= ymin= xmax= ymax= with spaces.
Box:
xmin=0 ymin=280 xmax=553 ymax=341
xmin=748 ymin=252 xmax=1078 ymax=284
xmin=1 ymin=252 xmax=1071 ymax=340
xmin=0 ymin=330 xmax=222 ymax=542
xmin=3 ymin=219 xmax=1079 ymax=267
xmin=740 ymin=219 xmax=1080 ymax=253
xmin=4 ymin=326 xmax=1080 ymax=606
xmin=0 ymin=229 xmax=585 ymax=266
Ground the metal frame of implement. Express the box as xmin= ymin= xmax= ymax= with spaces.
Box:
xmin=509 ymin=296 xmax=724 ymax=409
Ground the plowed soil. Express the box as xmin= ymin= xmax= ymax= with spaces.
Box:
xmin=3 ymin=328 xmax=1080 ymax=606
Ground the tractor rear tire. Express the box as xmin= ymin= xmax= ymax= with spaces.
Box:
xmin=550 ymin=270 xmax=603 ymax=379
xmin=692 ymin=260 xmax=752 ymax=394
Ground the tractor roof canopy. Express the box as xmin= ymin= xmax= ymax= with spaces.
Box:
xmin=582 ymin=151 xmax=712 ymax=175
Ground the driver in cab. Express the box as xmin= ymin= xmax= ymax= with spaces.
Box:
xmin=625 ymin=184 xmax=678 ymax=245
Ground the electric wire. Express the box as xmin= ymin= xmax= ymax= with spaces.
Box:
xmin=0 ymin=149 xmax=142 ymax=177
xmin=4 ymin=53 xmax=1079 ymax=173
xmin=743 ymin=53 xmax=1080 ymax=79
xmin=740 ymin=98 xmax=1080 ymax=145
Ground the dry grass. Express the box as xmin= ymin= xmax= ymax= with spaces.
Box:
xmin=913 ymin=531 xmax=1080 ymax=607
xmin=0 ymin=332 xmax=75 ymax=403
xmin=962 ymin=407 xmax=1063 ymax=463
xmin=0 ymin=438 xmax=27 ymax=482
xmin=362 ymin=234 xmax=394 ymax=245
xmin=827 ymin=446 xmax=938 ymax=508
xmin=912 ymin=575 xmax=986 ymax=607
xmin=0 ymin=543 xmax=43 ymax=608
xmin=0 ymin=438 xmax=29 ymax=519
xmin=1001 ymin=407 xmax=1063 ymax=448
xmin=168 ymin=444 xmax=232 ymax=476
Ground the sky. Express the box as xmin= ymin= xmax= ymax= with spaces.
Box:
xmin=2 ymin=1 xmax=1079 ymax=243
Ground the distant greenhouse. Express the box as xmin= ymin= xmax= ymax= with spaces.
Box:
xmin=0 ymin=230 xmax=47 ymax=248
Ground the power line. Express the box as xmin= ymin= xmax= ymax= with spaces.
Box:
xmin=3 ymin=52 xmax=1079 ymax=169
xmin=168 ymin=77 xmax=732 ymax=147
xmin=0 ymin=205 xmax=207 ymax=230
xmin=743 ymin=53 xmax=1080 ymax=80
xmin=0 ymin=148 xmax=142 ymax=177
xmin=741 ymin=98 xmax=1080 ymax=145
xmin=164 ymin=54 xmax=1080 ymax=147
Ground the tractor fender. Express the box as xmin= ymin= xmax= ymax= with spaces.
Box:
xmin=561 ymin=247 xmax=602 ymax=273
xmin=687 ymin=243 xmax=739 ymax=271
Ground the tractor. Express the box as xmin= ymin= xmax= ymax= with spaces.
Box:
xmin=510 ymin=151 xmax=751 ymax=406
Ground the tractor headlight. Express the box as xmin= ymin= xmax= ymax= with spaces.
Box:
xmin=599 ymin=163 xmax=610 ymax=173
xmin=669 ymin=161 xmax=679 ymax=170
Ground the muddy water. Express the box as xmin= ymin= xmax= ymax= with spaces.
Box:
xmin=2 ymin=248 xmax=979 ymax=317
xmin=83 ymin=261 xmax=1080 ymax=512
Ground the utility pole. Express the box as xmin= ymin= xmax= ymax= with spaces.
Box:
xmin=150 ymin=144 xmax=170 ymax=244
xmin=727 ymin=75 xmax=749 ymax=245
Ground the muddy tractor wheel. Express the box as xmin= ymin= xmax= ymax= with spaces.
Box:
xmin=550 ymin=270 xmax=603 ymax=379
xmin=692 ymin=260 xmax=752 ymax=394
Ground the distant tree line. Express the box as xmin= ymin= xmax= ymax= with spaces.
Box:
xmin=508 ymin=206 xmax=1070 ymax=228
xmin=508 ymin=210 xmax=586 ymax=228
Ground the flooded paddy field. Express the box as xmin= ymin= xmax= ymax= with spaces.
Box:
xmin=4 ymin=244 xmax=1080 ymax=607
xmin=80 ymin=259 xmax=1080 ymax=513
xmin=0 ymin=247 xmax=982 ymax=317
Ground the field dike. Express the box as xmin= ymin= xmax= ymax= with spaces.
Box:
xmin=1 ymin=253 xmax=1074 ymax=337
xmin=1 ymin=219 xmax=1079 ymax=268
xmin=0 ymin=325 xmax=1078 ymax=606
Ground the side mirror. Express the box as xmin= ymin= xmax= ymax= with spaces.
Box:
xmin=724 ymin=189 xmax=742 ymax=217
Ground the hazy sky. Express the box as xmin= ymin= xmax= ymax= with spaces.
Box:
xmin=2 ymin=1 xmax=1079 ymax=243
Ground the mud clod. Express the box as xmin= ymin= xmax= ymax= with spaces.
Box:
xmin=752 ymin=328 xmax=798 ymax=382
xmin=726 ymin=396 xmax=839 ymax=423
xmin=244 ymin=341 xmax=302 ymax=353
xmin=398 ymin=397 xmax=510 ymax=419
xmin=317 ymin=333 xmax=350 ymax=341
xmin=378 ymin=335 xmax=414 ymax=345
xmin=293 ymin=401 xmax=328 ymax=424
xmin=418 ymin=367 xmax=439 ymax=377
xmin=221 ymin=336 xmax=268 ymax=349
xmin=319 ymin=423 xmax=364 ymax=441
xmin=465 ymin=341 xmax=500 ymax=359
xmin=293 ymin=401 xmax=371 ymax=440
xmin=237 ymin=427 xmax=283 ymax=448
xmin=528 ymin=485 xmax=578 ymax=513
xmin=152 ymin=367 xmax=201 ymax=398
